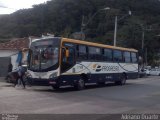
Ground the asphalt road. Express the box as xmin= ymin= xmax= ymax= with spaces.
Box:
xmin=0 ymin=76 xmax=160 ymax=114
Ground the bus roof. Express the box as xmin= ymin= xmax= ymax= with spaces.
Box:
xmin=31 ymin=37 xmax=60 ymax=43
xmin=62 ymin=38 xmax=138 ymax=52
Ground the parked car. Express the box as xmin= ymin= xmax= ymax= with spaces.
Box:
xmin=144 ymin=69 xmax=150 ymax=76
xmin=138 ymin=69 xmax=147 ymax=78
xmin=149 ymin=68 xmax=160 ymax=76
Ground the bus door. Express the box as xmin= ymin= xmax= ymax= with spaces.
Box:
xmin=61 ymin=47 xmax=76 ymax=73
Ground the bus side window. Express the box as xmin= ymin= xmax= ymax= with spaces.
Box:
xmin=77 ymin=45 xmax=87 ymax=60
xmin=61 ymin=47 xmax=75 ymax=72
xmin=68 ymin=48 xmax=75 ymax=65
xmin=103 ymin=49 xmax=113 ymax=62
xmin=113 ymin=50 xmax=123 ymax=62
xmin=76 ymin=45 xmax=79 ymax=57
xmin=131 ymin=52 xmax=138 ymax=63
xmin=88 ymin=47 xmax=101 ymax=61
xmin=62 ymin=48 xmax=67 ymax=62
xmin=124 ymin=51 xmax=131 ymax=63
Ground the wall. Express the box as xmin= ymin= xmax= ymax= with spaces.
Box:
xmin=0 ymin=50 xmax=18 ymax=72
xmin=0 ymin=50 xmax=18 ymax=57
xmin=0 ymin=57 xmax=11 ymax=77
xmin=0 ymin=50 xmax=29 ymax=74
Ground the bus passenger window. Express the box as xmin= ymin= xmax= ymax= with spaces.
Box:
xmin=124 ymin=51 xmax=131 ymax=63
xmin=131 ymin=52 xmax=138 ymax=63
xmin=62 ymin=48 xmax=67 ymax=62
xmin=88 ymin=47 xmax=101 ymax=61
xmin=77 ymin=45 xmax=87 ymax=60
xmin=61 ymin=48 xmax=75 ymax=72
xmin=68 ymin=48 xmax=75 ymax=65
xmin=103 ymin=49 xmax=113 ymax=61
xmin=113 ymin=50 xmax=123 ymax=62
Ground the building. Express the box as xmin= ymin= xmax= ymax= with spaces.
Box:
xmin=0 ymin=38 xmax=29 ymax=77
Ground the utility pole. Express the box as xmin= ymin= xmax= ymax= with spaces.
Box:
xmin=113 ymin=11 xmax=132 ymax=46
xmin=113 ymin=16 xmax=118 ymax=46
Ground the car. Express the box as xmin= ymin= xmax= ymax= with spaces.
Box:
xmin=138 ymin=69 xmax=147 ymax=78
xmin=144 ymin=69 xmax=150 ymax=76
xmin=149 ymin=68 xmax=160 ymax=76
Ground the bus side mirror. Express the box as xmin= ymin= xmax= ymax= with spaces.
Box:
xmin=66 ymin=49 xmax=69 ymax=58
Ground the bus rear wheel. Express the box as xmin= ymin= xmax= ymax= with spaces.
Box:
xmin=115 ymin=74 xmax=126 ymax=85
xmin=74 ymin=78 xmax=85 ymax=90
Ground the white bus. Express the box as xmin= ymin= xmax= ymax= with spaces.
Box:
xmin=27 ymin=37 xmax=138 ymax=90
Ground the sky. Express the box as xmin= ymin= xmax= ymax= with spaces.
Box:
xmin=0 ymin=0 xmax=49 ymax=14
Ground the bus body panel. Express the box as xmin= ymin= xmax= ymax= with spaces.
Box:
xmin=49 ymin=61 xmax=138 ymax=86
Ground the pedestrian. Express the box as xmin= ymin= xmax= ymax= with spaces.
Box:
xmin=14 ymin=63 xmax=25 ymax=89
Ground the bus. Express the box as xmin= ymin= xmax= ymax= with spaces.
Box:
xmin=27 ymin=37 xmax=138 ymax=90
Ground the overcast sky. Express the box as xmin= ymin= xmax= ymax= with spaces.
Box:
xmin=0 ymin=0 xmax=49 ymax=14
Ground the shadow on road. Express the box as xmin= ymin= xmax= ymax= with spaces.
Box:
xmin=32 ymin=82 xmax=135 ymax=93
xmin=0 ymin=80 xmax=141 ymax=93
xmin=2 ymin=84 xmax=14 ymax=87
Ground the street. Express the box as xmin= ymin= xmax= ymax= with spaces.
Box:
xmin=0 ymin=76 xmax=160 ymax=114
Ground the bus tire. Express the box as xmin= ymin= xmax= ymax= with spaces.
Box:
xmin=115 ymin=74 xmax=126 ymax=85
xmin=97 ymin=82 xmax=105 ymax=86
xmin=74 ymin=78 xmax=85 ymax=90
xmin=52 ymin=85 xmax=60 ymax=90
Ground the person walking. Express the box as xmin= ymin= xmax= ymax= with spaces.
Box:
xmin=14 ymin=63 xmax=25 ymax=89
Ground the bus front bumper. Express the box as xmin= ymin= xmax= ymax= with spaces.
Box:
xmin=27 ymin=78 xmax=50 ymax=86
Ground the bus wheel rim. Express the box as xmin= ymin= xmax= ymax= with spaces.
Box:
xmin=79 ymin=79 xmax=84 ymax=88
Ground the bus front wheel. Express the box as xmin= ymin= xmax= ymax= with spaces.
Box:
xmin=74 ymin=78 xmax=85 ymax=90
xmin=115 ymin=74 xmax=126 ymax=85
xmin=52 ymin=85 xmax=60 ymax=90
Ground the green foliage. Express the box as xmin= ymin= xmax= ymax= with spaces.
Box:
xmin=0 ymin=0 xmax=160 ymax=64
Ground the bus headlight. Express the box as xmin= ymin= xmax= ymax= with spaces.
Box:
xmin=49 ymin=72 xmax=58 ymax=79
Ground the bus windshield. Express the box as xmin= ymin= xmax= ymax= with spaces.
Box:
xmin=29 ymin=38 xmax=60 ymax=72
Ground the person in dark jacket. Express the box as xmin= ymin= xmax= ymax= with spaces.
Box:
xmin=14 ymin=63 xmax=25 ymax=89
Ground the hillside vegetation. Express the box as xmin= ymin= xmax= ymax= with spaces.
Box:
xmin=0 ymin=0 xmax=160 ymax=64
